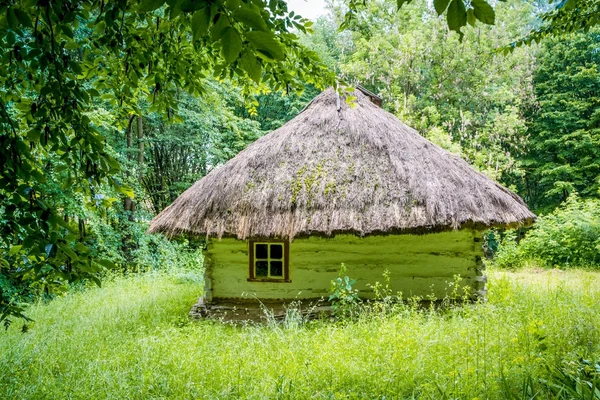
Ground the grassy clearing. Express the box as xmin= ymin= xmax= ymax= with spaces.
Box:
xmin=1 ymin=269 xmax=600 ymax=399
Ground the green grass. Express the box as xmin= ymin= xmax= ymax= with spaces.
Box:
xmin=1 ymin=269 xmax=600 ymax=399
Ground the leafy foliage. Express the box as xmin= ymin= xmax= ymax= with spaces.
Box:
xmin=517 ymin=30 xmax=600 ymax=211
xmin=511 ymin=0 xmax=600 ymax=48
xmin=344 ymin=0 xmax=500 ymax=37
xmin=329 ymin=263 xmax=360 ymax=316
xmin=323 ymin=0 xmax=536 ymax=183
xmin=140 ymin=85 xmax=263 ymax=214
xmin=87 ymin=210 xmax=204 ymax=275
xmin=493 ymin=230 xmax=525 ymax=269
xmin=0 ymin=0 xmax=332 ymax=324
xmin=346 ymin=0 xmax=600 ymax=46
xmin=542 ymin=358 xmax=600 ymax=399
xmin=235 ymin=85 xmax=320 ymax=131
xmin=495 ymin=194 xmax=600 ymax=268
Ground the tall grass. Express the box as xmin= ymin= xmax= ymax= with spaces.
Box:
xmin=1 ymin=269 xmax=599 ymax=399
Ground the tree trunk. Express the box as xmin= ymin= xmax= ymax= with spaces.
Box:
xmin=137 ymin=115 xmax=144 ymax=181
xmin=122 ymin=115 xmax=137 ymax=266
xmin=123 ymin=115 xmax=136 ymax=218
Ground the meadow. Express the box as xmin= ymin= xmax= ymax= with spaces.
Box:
xmin=1 ymin=268 xmax=599 ymax=399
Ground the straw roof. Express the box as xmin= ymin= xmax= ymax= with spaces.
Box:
xmin=149 ymin=88 xmax=535 ymax=239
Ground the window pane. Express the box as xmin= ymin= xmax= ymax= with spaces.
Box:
xmin=270 ymin=244 xmax=283 ymax=259
xmin=255 ymin=244 xmax=268 ymax=259
xmin=256 ymin=261 xmax=268 ymax=277
xmin=270 ymin=261 xmax=283 ymax=277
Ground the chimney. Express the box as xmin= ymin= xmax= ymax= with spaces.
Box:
xmin=357 ymin=85 xmax=383 ymax=107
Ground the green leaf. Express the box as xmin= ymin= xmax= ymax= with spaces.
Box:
xmin=74 ymin=243 xmax=90 ymax=255
xmin=104 ymin=155 xmax=120 ymax=173
xmin=434 ymin=0 xmax=451 ymax=16
xmin=232 ymin=8 xmax=268 ymax=31
xmin=446 ymin=0 xmax=467 ymax=33
xmin=239 ymin=49 xmax=262 ymax=82
xmin=178 ymin=0 xmax=205 ymax=12
xmin=6 ymin=8 xmax=17 ymax=30
xmin=61 ymin=25 xmax=75 ymax=39
xmin=29 ymin=168 xmax=47 ymax=183
xmin=90 ymin=275 xmax=102 ymax=287
xmin=27 ymin=129 xmax=41 ymax=142
xmin=58 ymin=243 xmax=77 ymax=261
xmin=396 ymin=0 xmax=413 ymax=9
xmin=246 ymin=31 xmax=284 ymax=61
xmin=563 ymin=0 xmax=577 ymax=9
xmin=138 ymin=0 xmax=165 ymax=12
xmin=117 ymin=185 xmax=135 ymax=199
xmin=225 ymin=0 xmax=241 ymax=9
xmin=467 ymin=8 xmax=476 ymax=26
xmin=472 ymin=0 xmax=495 ymax=25
xmin=8 ymin=245 xmax=22 ymax=256
xmin=211 ymin=13 xmax=232 ymax=41
xmin=221 ymin=27 xmax=242 ymax=63
xmin=13 ymin=9 xmax=32 ymax=28
xmin=191 ymin=7 xmax=211 ymax=42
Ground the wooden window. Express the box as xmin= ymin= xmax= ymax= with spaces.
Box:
xmin=248 ymin=241 xmax=290 ymax=282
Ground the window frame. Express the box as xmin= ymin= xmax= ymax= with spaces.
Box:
xmin=248 ymin=240 xmax=290 ymax=283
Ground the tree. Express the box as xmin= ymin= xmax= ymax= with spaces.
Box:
xmin=345 ymin=0 xmax=600 ymax=48
xmin=321 ymin=0 xmax=536 ymax=183
xmin=0 ymin=0 xmax=332 ymax=326
xmin=518 ymin=30 xmax=600 ymax=211
xmin=235 ymin=84 xmax=320 ymax=131
xmin=140 ymin=84 xmax=264 ymax=214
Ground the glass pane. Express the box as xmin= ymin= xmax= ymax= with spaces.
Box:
xmin=270 ymin=261 xmax=283 ymax=277
xmin=256 ymin=261 xmax=268 ymax=277
xmin=270 ymin=244 xmax=283 ymax=259
xmin=255 ymin=244 xmax=268 ymax=259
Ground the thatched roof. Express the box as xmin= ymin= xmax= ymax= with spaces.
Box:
xmin=149 ymin=88 xmax=535 ymax=239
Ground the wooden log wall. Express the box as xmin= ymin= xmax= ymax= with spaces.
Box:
xmin=203 ymin=230 xmax=485 ymax=302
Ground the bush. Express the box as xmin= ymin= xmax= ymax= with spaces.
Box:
xmin=87 ymin=210 xmax=204 ymax=275
xmin=4 ymin=210 xmax=205 ymax=312
xmin=494 ymin=230 xmax=525 ymax=269
xmin=495 ymin=194 xmax=600 ymax=268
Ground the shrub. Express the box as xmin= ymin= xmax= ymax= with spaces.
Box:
xmin=495 ymin=194 xmax=600 ymax=268
xmin=494 ymin=230 xmax=525 ymax=269
xmin=87 ymin=211 xmax=204 ymax=275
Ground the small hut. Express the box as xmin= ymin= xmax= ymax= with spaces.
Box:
xmin=149 ymin=87 xmax=535 ymax=316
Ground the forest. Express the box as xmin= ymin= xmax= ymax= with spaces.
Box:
xmin=1 ymin=0 xmax=600 ymax=398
